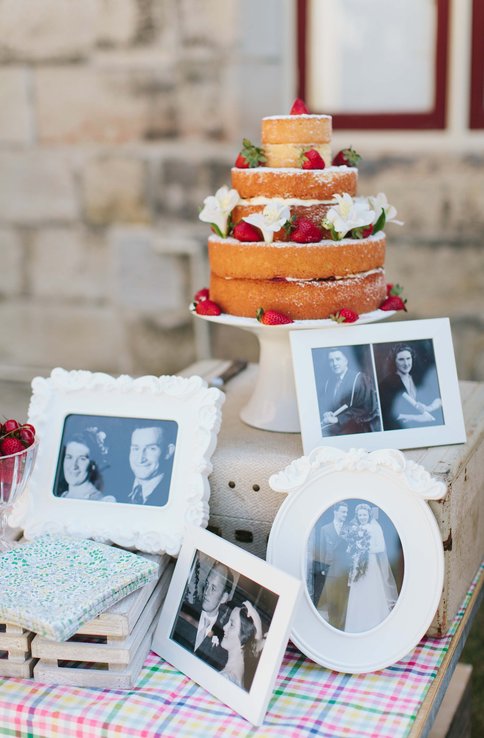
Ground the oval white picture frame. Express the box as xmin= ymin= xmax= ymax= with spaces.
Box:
xmin=266 ymin=447 xmax=446 ymax=673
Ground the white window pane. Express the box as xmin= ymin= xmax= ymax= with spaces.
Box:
xmin=307 ymin=0 xmax=437 ymax=113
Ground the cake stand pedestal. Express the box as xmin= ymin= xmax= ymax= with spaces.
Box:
xmin=195 ymin=310 xmax=395 ymax=433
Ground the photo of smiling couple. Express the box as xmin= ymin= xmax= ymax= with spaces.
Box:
xmin=171 ymin=552 xmax=279 ymax=692
xmin=53 ymin=414 xmax=177 ymax=506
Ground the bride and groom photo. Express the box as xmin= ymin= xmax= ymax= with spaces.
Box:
xmin=170 ymin=551 xmax=279 ymax=692
xmin=309 ymin=499 xmax=404 ymax=633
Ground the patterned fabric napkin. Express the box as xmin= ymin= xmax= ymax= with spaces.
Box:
xmin=0 ymin=535 xmax=159 ymax=641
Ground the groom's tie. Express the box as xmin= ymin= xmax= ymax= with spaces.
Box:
xmin=130 ymin=484 xmax=143 ymax=504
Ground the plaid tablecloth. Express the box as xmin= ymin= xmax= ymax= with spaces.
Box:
xmin=0 ymin=564 xmax=481 ymax=738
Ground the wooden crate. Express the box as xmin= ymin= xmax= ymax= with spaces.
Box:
xmin=32 ymin=560 xmax=174 ymax=689
xmin=0 ymin=622 xmax=35 ymax=678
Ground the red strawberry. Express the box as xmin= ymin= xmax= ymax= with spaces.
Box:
xmin=380 ymin=295 xmax=407 ymax=312
xmin=0 ymin=436 xmax=25 ymax=456
xmin=381 ymin=283 xmax=407 ymax=311
xmin=195 ymin=299 xmax=222 ymax=316
xmin=234 ymin=153 xmax=248 ymax=168
xmin=234 ymin=138 xmax=266 ymax=168
xmin=288 ymin=217 xmax=323 ymax=243
xmin=256 ymin=308 xmax=294 ymax=325
xmin=329 ymin=308 xmax=359 ymax=323
xmin=233 ymin=221 xmax=263 ymax=242
xmin=194 ymin=287 xmax=209 ymax=303
xmin=386 ymin=283 xmax=404 ymax=297
xmin=332 ymin=146 xmax=361 ymax=167
xmin=300 ymin=148 xmax=326 ymax=170
xmin=350 ymin=223 xmax=374 ymax=239
xmin=290 ymin=98 xmax=310 ymax=115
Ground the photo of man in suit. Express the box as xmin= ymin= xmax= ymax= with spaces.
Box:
xmin=172 ymin=559 xmax=234 ymax=671
xmin=316 ymin=347 xmax=381 ymax=436
xmin=128 ymin=425 xmax=175 ymax=507
xmin=311 ymin=502 xmax=350 ymax=630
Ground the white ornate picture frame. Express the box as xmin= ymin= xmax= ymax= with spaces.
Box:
xmin=152 ymin=525 xmax=301 ymax=725
xmin=290 ymin=318 xmax=466 ymax=453
xmin=266 ymin=447 xmax=446 ymax=673
xmin=12 ymin=368 xmax=225 ymax=555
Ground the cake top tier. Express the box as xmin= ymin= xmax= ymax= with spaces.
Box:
xmin=262 ymin=114 xmax=332 ymax=145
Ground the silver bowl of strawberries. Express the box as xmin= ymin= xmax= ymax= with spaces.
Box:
xmin=0 ymin=419 xmax=38 ymax=552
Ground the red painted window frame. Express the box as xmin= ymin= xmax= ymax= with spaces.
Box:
xmin=297 ymin=0 xmax=450 ymax=130
xmin=470 ymin=0 xmax=484 ymax=128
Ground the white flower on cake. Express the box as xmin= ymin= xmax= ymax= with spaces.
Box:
xmin=243 ymin=200 xmax=291 ymax=243
xmin=368 ymin=192 xmax=404 ymax=226
xmin=323 ymin=193 xmax=375 ymax=239
xmin=199 ymin=185 xmax=240 ymax=238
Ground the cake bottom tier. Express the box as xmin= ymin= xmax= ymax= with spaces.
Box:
xmin=210 ymin=269 xmax=386 ymax=320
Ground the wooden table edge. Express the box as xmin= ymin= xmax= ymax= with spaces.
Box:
xmin=408 ymin=565 xmax=483 ymax=738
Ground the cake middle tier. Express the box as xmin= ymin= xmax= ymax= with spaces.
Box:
xmin=208 ymin=233 xmax=386 ymax=280
xmin=231 ymin=166 xmax=357 ymax=199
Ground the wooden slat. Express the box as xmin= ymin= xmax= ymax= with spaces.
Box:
xmin=0 ymin=657 xmax=35 ymax=678
xmin=33 ymin=610 xmax=159 ymax=689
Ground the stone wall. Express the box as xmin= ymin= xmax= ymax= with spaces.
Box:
xmin=0 ymin=0 xmax=482 ymax=382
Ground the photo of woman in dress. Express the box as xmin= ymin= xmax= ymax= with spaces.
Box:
xmin=375 ymin=341 xmax=444 ymax=430
xmin=308 ymin=499 xmax=403 ymax=633
xmin=344 ymin=503 xmax=399 ymax=633
xmin=220 ymin=599 xmax=264 ymax=690
xmin=55 ymin=428 xmax=116 ymax=502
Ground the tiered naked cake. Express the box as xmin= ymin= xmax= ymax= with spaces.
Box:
xmin=196 ymin=99 xmax=403 ymax=322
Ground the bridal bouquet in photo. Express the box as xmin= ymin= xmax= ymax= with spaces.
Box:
xmin=345 ymin=523 xmax=371 ymax=584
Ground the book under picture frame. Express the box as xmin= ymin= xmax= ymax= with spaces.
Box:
xmin=266 ymin=446 xmax=447 ymax=674
xmin=290 ymin=317 xmax=466 ymax=453
xmin=152 ymin=525 xmax=301 ymax=726
xmin=10 ymin=368 xmax=224 ymax=555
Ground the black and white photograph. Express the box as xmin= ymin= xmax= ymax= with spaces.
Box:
xmin=374 ymin=340 xmax=444 ymax=430
xmin=170 ymin=551 xmax=278 ymax=692
xmin=290 ymin=319 xmax=466 ymax=453
xmin=312 ymin=344 xmax=382 ymax=437
xmin=53 ymin=413 xmax=178 ymax=506
xmin=307 ymin=498 xmax=404 ymax=633
xmin=152 ymin=526 xmax=301 ymax=724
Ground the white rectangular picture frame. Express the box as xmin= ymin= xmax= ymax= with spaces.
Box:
xmin=290 ymin=318 xmax=466 ymax=454
xmin=11 ymin=368 xmax=225 ymax=555
xmin=152 ymin=526 xmax=301 ymax=725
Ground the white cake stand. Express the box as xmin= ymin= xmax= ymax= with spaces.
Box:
xmin=194 ymin=309 xmax=395 ymax=433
